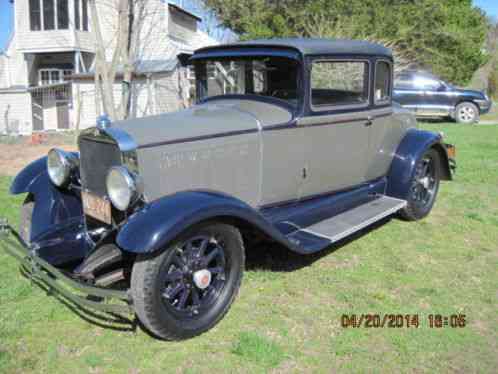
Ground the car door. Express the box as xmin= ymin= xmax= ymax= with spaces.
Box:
xmin=297 ymin=58 xmax=371 ymax=198
xmin=420 ymin=79 xmax=454 ymax=115
xmin=393 ymin=72 xmax=422 ymax=111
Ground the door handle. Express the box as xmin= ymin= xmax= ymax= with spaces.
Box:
xmin=365 ymin=116 xmax=373 ymax=127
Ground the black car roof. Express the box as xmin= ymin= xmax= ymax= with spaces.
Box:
xmin=195 ymin=38 xmax=393 ymax=58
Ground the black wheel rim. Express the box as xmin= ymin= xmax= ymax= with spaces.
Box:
xmin=411 ymin=155 xmax=437 ymax=208
xmin=160 ymin=235 xmax=227 ymax=319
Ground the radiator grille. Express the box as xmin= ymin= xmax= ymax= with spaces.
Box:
xmin=79 ymin=137 xmax=122 ymax=196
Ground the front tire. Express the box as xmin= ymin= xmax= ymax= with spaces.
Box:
xmin=131 ymin=223 xmax=245 ymax=340
xmin=455 ymin=102 xmax=479 ymax=124
xmin=400 ymin=148 xmax=441 ymax=221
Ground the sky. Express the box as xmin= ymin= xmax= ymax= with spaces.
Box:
xmin=0 ymin=0 xmax=497 ymax=52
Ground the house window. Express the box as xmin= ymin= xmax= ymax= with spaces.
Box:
xmin=74 ymin=0 xmax=80 ymax=29
xmin=29 ymin=0 xmax=71 ymax=31
xmin=40 ymin=70 xmax=51 ymax=85
xmin=39 ymin=69 xmax=73 ymax=86
xmin=43 ymin=0 xmax=55 ymax=30
xmin=311 ymin=60 xmax=369 ymax=109
xmin=29 ymin=0 xmax=42 ymax=31
xmin=57 ymin=0 xmax=69 ymax=29
xmin=82 ymin=0 xmax=89 ymax=31
xmin=74 ymin=0 xmax=89 ymax=31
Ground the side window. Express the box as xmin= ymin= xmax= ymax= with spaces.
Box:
xmin=311 ymin=60 xmax=369 ymax=109
xmin=413 ymin=76 xmax=442 ymax=91
xmin=375 ymin=61 xmax=391 ymax=104
xmin=394 ymin=74 xmax=416 ymax=90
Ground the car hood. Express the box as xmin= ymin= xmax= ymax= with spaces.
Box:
xmin=111 ymin=100 xmax=293 ymax=148
xmin=453 ymin=87 xmax=487 ymax=99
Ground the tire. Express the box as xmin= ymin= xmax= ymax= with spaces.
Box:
xmin=399 ymin=148 xmax=441 ymax=221
xmin=455 ymin=102 xmax=479 ymax=124
xmin=131 ymin=222 xmax=245 ymax=340
xmin=19 ymin=195 xmax=34 ymax=244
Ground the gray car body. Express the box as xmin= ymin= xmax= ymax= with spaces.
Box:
xmin=102 ymin=38 xmax=417 ymax=210
xmin=111 ymin=99 xmax=413 ymax=208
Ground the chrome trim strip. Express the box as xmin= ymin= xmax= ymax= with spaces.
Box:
xmin=137 ymin=128 xmax=259 ymax=149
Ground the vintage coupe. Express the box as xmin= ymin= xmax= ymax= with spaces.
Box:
xmin=0 ymin=39 xmax=455 ymax=340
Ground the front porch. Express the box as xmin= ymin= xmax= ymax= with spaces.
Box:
xmin=29 ymin=83 xmax=73 ymax=131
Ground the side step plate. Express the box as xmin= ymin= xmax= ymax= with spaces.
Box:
xmin=287 ymin=196 xmax=406 ymax=252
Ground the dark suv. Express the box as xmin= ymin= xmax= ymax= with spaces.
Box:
xmin=393 ymin=70 xmax=492 ymax=124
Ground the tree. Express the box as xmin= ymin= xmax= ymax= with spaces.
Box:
xmin=89 ymin=0 xmax=161 ymax=121
xmin=205 ymin=0 xmax=489 ymax=85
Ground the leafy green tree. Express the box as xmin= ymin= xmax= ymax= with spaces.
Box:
xmin=205 ymin=0 xmax=489 ymax=85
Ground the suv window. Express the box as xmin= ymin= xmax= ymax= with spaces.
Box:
xmin=394 ymin=73 xmax=416 ymax=90
xmin=413 ymin=76 xmax=442 ymax=91
xmin=311 ymin=61 xmax=369 ymax=109
xmin=375 ymin=61 xmax=391 ymax=104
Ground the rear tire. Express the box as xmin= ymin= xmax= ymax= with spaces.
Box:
xmin=400 ymin=148 xmax=441 ymax=221
xmin=455 ymin=102 xmax=479 ymax=124
xmin=19 ymin=195 xmax=34 ymax=244
xmin=131 ymin=222 xmax=244 ymax=340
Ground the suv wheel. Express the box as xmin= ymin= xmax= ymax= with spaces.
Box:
xmin=131 ymin=223 xmax=245 ymax=340
xmin=455 ymin=102 xmax=479 ymax=124
xmin=400 ymin=148 xmax=441 ymax=221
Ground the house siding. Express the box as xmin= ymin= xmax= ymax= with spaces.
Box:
xmin=0 ymin=92 xmax=32 ymax=135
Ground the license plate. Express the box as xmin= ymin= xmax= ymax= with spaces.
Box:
xmin=82 ymin=191 xmax=112 ymax=224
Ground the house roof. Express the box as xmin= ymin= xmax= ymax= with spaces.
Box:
xmin=71 ymin=58 xmax=181 ymax=80
xmin=168 ymin=3 xmax=202 ymax=22
xmin=0 ymin=85 xmax=28 ymax=94
xmin=195 ymin=38 xmax=392 ymax=58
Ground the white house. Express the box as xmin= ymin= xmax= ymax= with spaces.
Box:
xmin=0 ymin=0 xmax=218 ymax=135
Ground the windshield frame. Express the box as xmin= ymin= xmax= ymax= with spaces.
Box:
xmin=192 ymin=52 xmax=304 ymax=113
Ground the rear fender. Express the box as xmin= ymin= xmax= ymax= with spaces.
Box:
xmin=10 ymin=156 xmax=83 ymax=242
xmin=387 ymin=128 xmax=452 ymax=200
xmin=116 ymin=191 xmax=294 ymax=254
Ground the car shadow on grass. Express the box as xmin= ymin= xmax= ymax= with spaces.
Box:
xmin=245 ymin=216 xmax=394 ymax=272
xmin=19 ymin=268 xmax=138 ymax=333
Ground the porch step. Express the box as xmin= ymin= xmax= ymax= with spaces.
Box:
xmin=286 ymin=196 xmax=407 ymax=252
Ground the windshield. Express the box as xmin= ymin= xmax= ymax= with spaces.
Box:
xmin=195 ymin=56 xmax=300 ymax=107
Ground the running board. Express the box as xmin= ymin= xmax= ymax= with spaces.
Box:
xmin=286 ymin=196 xmax=407 ymax=253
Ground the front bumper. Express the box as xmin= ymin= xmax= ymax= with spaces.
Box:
xmin=0 ymin=218 xmax=133 ymax=315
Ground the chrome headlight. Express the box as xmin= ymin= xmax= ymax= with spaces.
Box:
xmin=47 ymin=148 xmax=77 ymax=187
xmin=106 ymin=166 xmax=140 ymax=211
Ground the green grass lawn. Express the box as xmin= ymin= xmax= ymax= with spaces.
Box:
xmin=1 ymin=123 xmax=497 ymax=373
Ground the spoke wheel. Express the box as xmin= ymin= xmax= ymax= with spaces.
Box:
xmin=131 ymin=223 xmax=244 ymax=340
xmin=411 ymin=156 xmax=437 ymax=209
xmin=400 ymin=148 xmax=441 ymax=221
xmin=160 ymin=235 xmax=228 ymax=318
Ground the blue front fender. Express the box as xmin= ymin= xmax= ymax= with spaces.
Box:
xmin=116 ymin=191 xmax=295 ymax=254
xmin=10 ymin=157 xmax=84 ymax=241
xmin=387 ymin=128 xmax=452 ymax=200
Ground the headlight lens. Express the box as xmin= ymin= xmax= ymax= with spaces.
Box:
xmin=47 ymin=149 xmax=74 ymax=187
xmin=106 ymin=167 xmax=138 ymax=211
